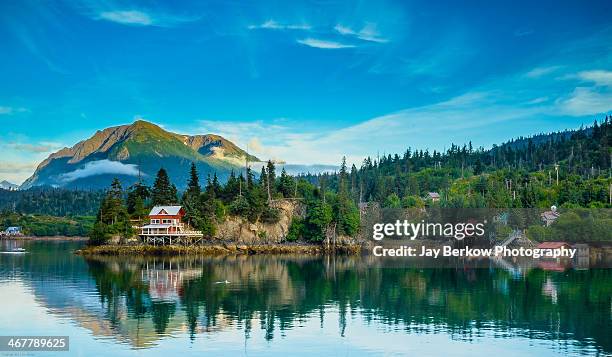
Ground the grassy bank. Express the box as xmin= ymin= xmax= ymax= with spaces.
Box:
xmin=75 ymin=242 xmax=363 ymax=256
xmin=0 ymin=212 xmax=95 ymax=236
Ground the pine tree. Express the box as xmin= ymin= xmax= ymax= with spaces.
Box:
xmin=266 ymin=160 xmax=276 ymax=191
xmin=182 ymin=163 xmax=202 ymax=229
xmin=278 ymin=168 xmax=294 ymax=198
xmin=186 ymin=162 xmax=201 ymax=197
xmin=259 ymin=166 xmax=267 ymax=187
xmin=221 ymin=171 xmax=240 ymax=202
xmin=152 ymin=168 xmax=177 ymax=205
xmin=127 ymin=181 xmax=150 ymax=216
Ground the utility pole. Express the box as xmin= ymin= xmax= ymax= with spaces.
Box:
xmin=548 ymin=171 xmax=551 ymax=186
xmin=359 ymin=182 xmax=363 ymax=204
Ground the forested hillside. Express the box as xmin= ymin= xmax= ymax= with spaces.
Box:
xmin=303 ymin=116 xmax=611 ymax=209
xmin=0 ymin=187 xmax=104 ymax=216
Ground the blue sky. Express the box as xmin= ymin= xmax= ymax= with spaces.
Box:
xmin=1 ymin=0 xmax=612 ymax=183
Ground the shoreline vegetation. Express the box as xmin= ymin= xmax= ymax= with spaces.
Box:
xmin=75 ymin=242 xmax=364 ymax=256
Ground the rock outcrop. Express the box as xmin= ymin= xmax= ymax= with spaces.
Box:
xmin=215 ymin=199 xmax=305 ymax=244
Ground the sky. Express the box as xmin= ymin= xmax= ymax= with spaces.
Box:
xmin=1 ymin=0 xmax=612 ymax=184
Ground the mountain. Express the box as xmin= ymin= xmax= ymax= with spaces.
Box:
xmin=21 ymin=120 xmax=259 ymax=190
xmin=0 ymin=180 xmax=19 ymax=190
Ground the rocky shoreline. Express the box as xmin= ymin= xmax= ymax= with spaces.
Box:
xmin=75 ymin=242 xmax=364 ymax=256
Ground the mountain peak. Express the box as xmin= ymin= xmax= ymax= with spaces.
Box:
xmin=21 ymin=120 xmax=261 ymax=190
xmin=0 ymin=180 xmax=19 ymax=190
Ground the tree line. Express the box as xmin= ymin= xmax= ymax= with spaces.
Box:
xmin=0 ymin=187 xmax=104 ymax=216
xmin=301 ymin=115 xmax=611 ymax=209
xmin=89 ymin=159 xmax=360 ymax=245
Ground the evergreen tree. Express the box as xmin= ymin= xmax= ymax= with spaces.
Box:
xmin=152 ymin=168 xmax=177 ymax=205
xmin=127 ymin=181 xmax=150 ymax=216
xmin=186 ymin=162 xmax=201 ymax=197
xmin=182 ymin=164 xmax=202 ymax=229
xmin=266 ymin=160 xmax=276 ymax=194
xmin=278 ymin=168 xmax=295 ymax=198
xmin=221 ymin=171 xmax=240 ymax=203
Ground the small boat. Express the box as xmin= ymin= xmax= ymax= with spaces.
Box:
xmin=0 ymin=247 xmax=27 ymax=254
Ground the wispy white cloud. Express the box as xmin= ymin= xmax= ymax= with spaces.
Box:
xmin=98 ymin=10 xmax=152 ymax=25
xmin=555 ymin=69 xmax=612 ymax=116
xmin=60 ymin=160 xmax=141 ymax=182
xmin=297 ymin=38 xmax=355 ymax=49
xmin=557 ymin=87 xmax=612 ymax=116
xmin=8 ymin=142 xmax=61 ymax=153
xmin=0 ymin=161 xmax=38 ymax=184
xmin=0 ymin=162 xmax=38 ymax=174
xmin=0 ymin=106 xmax=29 ymax=115
xmin=525 ymin=66 xmax=562 ymax=78
xmin=248 ymin=20 xmax=311 ymax=31
xmin=334 ymin=23 xmax=388 ymax=43
xmin=514 ymin=28 xmax=534 ymax=37
xmin=185 ymin=91 xmax=552 ymax=168
xmin=89 ymin=4 xmax=199 ymax=27
xmin=526 ymin=97 xmax=549 ymax=105
xmin=576 ymin=70 xmax=612 ymax=86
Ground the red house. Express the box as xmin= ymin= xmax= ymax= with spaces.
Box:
xmin=147 ymin=206 xmax=185 ymax=233
xmin=140 ymin=206 xmax=202 ymax=244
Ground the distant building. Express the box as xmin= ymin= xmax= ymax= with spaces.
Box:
xmin=3 ymin=226 xmax=22 ymax=236
xmin=536 ymin=242 xmax=571 ymax=250
xmin=426 ymin=192 xmax=440 ymax=202
xmin=6 ymin=226 xmax=21 ymax=234
xmin=540 ymin=210 xmax=560 ymax=226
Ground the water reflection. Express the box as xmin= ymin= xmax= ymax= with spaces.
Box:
xmin=1 ymin=241 xmax=611 ymax=355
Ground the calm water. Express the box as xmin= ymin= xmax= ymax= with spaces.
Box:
xmin=0 ymin=240 xmax=610 ymax=356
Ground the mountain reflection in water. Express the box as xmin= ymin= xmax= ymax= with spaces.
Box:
xmin=0 ymin=240 xmax=610 ymax=356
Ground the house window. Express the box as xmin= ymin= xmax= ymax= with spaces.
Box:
xmin=162 ymin=219 xmax=172 ymax=224
xmin=151 ymin=219 xmax=160 ymax=224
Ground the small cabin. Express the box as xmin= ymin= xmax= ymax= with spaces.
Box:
xmin=537 ymin=242 xmax=571 ymax=250
xmin=426 ymin=192 xmax=440 ymax=202
xmin=540 ymin=210 xmax=560 ymax=226
xmin=5 ymin=226 xmax=22 ymax=236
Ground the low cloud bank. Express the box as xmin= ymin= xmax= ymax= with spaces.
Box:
xmin=250 ymin=162 xmax=337 ymax=176
xmin=60 ymin=160 xmax=140 ymax=182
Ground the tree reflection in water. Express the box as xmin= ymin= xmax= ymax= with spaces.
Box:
xmin=84 ymin=255 xmax=612 ymax=353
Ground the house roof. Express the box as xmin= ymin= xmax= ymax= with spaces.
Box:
xmin=427 ymin=192 xmax=440 ymax=198
xmin=541 ymin=210 xmax=560 ymax=218
xmin=537 ymin=242 xmax=570 ymax=249
xmin=149 ymin=206 xmax=182 ymax=216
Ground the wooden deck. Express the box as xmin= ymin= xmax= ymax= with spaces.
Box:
xmin=140 ymin=233 xmax=204 ymax=246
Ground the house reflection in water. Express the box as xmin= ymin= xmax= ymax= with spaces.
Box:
xmin=141 ymin=260 xmax=203 ymax=302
